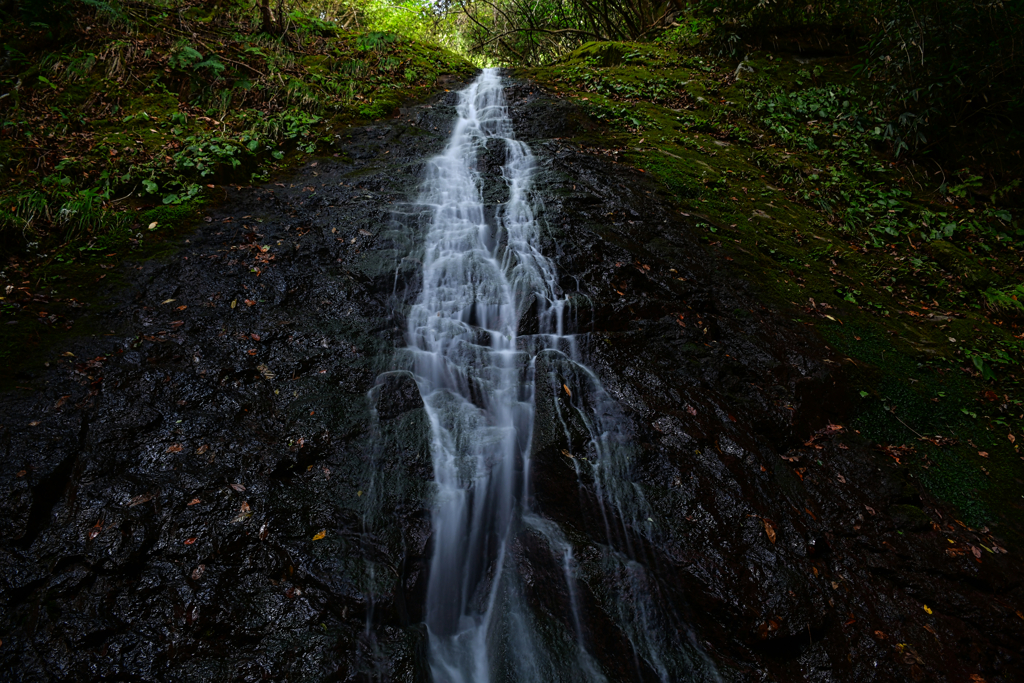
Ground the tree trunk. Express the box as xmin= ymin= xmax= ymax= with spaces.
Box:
xmin=260 ymin=0 xmax=275 ymax=33
xmin=276 ymin=0 xmax=287 ymax=33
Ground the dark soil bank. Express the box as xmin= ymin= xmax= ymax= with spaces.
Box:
xmin=1 ymin=76 xmax=1022 ymax=682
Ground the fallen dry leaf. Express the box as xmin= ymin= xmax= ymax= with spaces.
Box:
xmin=563 ymin=384 xmax=571 ymax=396
xmin=244 ymin=299 xmax=256 ymax=306
xmin=229 ymin=483 xmax=246 ymax=492
xmin=166 ymin=443 xmax=183 ymax=453
xmin=129 ymin=493 xmax=153 ymax=507
xmin=161 ymin=298 xmax=175 ymax=304
xmin=196 ymin=444 xmax=208 ymax=455
xmin=762 ymin=518 xmax=777 ymax=544
xmin=312 ymin=530 xmax=327 ymax=541
xmin=191 ymin=564 xmax=205 ymax=580
xmin=184 ymin=537 xmax=197 ymax=545
xmin=187 ymin=498 xmax=201 ymax=506
xmin=231 ymin=504 xmax=252 ymax=523
xmin=923 ymin=604 xmax=933 ymax=615
xmin=28 ymin=421 xmax=40 ymax=427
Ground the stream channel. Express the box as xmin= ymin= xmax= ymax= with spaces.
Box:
xmin=1 ymin=70 xmax=1022 ymax=683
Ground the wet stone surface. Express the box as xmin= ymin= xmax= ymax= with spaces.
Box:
xmin=0 ymin=75 xmax=1022 ymax=682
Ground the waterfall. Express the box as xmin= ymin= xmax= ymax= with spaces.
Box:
xmin=405 ymin=68 xmax=717 ymax=683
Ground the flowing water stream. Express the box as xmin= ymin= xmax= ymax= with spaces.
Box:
xmin=407 ymin=67 xmax=574 ymax=682
xmin=396 ymin=68 xmax=718 ymax=683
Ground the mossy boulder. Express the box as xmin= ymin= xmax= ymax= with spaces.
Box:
xmin=564 ymin=41 xmax=628 ymax=67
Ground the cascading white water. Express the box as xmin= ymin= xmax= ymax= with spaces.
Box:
xmin=408 ymin=67 xmax=586 ymax=683
xmin=406 ymin=68 xmax=719 ymax=683
xmin=408 ymin=67 xmax=549 ymax=683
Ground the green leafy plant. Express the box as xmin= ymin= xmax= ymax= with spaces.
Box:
xmin=982 ymin=284 xmax=1024 ymax=316
xmin=168 ymin=42 xmax=204 ymax=71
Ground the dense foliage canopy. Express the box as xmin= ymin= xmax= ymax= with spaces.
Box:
xmin=426 ymin=0 xmax=1024 ymax=159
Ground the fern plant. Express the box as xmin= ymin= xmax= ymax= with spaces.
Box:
xmin=982 ymin=284 xmax=1024 ymax=316
xmin=193 ymin=56 xmax=226 ymax=78
xmin=80 ymin=0 xmax=131 ymax=29
xmin=168 ymin=42 xmax=203 ymax=71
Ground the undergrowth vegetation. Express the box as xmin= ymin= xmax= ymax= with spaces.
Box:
xmin=0 ymin=0 xmax=472 ymax=259
xmin=521 ymin=27 xmax=1024 ymax=534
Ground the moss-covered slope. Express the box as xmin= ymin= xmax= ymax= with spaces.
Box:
xmin=519 ymin=33 xmax=1024 ymax=538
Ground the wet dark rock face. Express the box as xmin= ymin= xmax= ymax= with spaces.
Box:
xmin=1 ymin=75 xmax=1022 ymax=682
